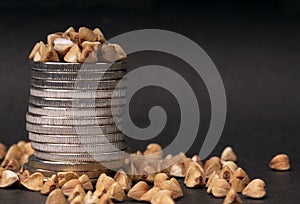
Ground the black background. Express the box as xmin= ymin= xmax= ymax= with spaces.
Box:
xmin=0 ymin=0 xmax=300 ymax=203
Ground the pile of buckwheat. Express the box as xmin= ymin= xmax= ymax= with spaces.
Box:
xmin=28 ymin=26 xmax=127 ymax=63
xmin=0 ymin=142 xmax=291 ymax=204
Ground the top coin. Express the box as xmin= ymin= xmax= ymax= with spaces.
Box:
xmin=31 ymin=61 xmax=127 ymax=72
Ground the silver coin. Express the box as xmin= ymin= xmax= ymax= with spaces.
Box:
xmin=30 ymin=87 xmax=126 ymax=99
xmin=28 ymin=132 xmax=125 ymax=144
xmin=27 ymin=156 xmax=124 ymax=172
xmin=31 ymin=141 xmax=127 ymax=153
xmin=26 ymin=123 xmax=121 ymax=135
xmin=34 ymin=149 xmax=129 ymax=162
xmin=28 ymin=105 xmax=124 ymax=117
xmin=31 ymin=70 xmax=126 ymax=81
xmin=23 ymin=163 xmax=109 ymax=179
xmin=31 ymin=61 xmax=126 ymax=72
xmin=29 ymin=96 xmax=126 ymax=108
xmin=26 ymin=113 xmax=122 ymax=126
xmin=31 ymin=78 xmax=126 ymax=90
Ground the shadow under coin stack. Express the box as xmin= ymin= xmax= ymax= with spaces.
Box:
xmin=24 ymin=62 xmax=128 ymax=179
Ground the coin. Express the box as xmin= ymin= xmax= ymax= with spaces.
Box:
xmin=31 ymin=141 xmax=127 ymax=153
xmin=28 ymin=105 xmax=124 ymax=117
xmin=26 ymin=123 xmax=121 ymax=135
xmin=27 ymin=156 xmax=124 ymax=172
xmin=31 ymin=70 xmax=126 ymax=81
xmin=34 ymin=150 xmax=129 ymax=162
xmin=28 ymin=132 xmax=125 ymax=144
xmin=31 ymin=78 xmax=126 ymax=90
xmin=29 ymin=96 xmax=126 ymax=108
xmin=31 ymin=61 xmax=126 ymax=72
xmin=30 ymin=87 xmax=126 ymax=99
xmin=23 ymin=163 xmax=110 ymax=179
xmin=26 ymin=113 xmax=122 ymax=126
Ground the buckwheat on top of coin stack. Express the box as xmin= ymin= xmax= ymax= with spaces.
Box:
xmin=24 ymin=26 xmax=129 ymax=179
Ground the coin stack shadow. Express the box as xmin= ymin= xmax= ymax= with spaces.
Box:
xmin=24 ymin=62 xmax=128 ymax=179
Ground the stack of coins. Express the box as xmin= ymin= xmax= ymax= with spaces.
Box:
xmin=24 ymin=62 xmax=128 ymax=179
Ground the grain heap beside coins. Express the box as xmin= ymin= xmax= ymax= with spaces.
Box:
xmin=25 ymin=26 xmax=129 ymax=179
xmin=0 ymin=141 xmax=292 ymax=203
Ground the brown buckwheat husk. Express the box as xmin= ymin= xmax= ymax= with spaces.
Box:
xmin=269 ymin=154 xmax=290 ymax=171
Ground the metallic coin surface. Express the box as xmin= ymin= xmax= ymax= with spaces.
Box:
xmin=30 ymin=87 xmax=126 ymax=99
xmin=28 ymin=132 xmax=125 ymax=144
xmin=29 ymin=96 xmax=126 ymax=108
xmin=27 ymin=62 xmax=128 ymax=173
xmin=26 ymin=123 xmax=121 ymax=135
xmin=31 ymin=70 xmax=126 ymax=81
xmin=24 ymin=163 xmax=109 ymax=179
xmin=27 ymin=156 xmax=124 ymax=171
xmin=28 ymin=105 xmax=124 ymax=117
xmin=31 ymin=78 xmax=126 ymax=90
xmin=26 ymin=113 xmax=122 ymax=126
xmin=31 ymin=61 xmax=126 ymax=72
xmin=34 ymin=150 xmax=129 ymax=162
xmin=31 ymin=141 xmax=127 ymax=153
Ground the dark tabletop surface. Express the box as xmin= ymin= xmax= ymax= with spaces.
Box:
xmin=0 ymin=1 xmax=300 ymax=203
